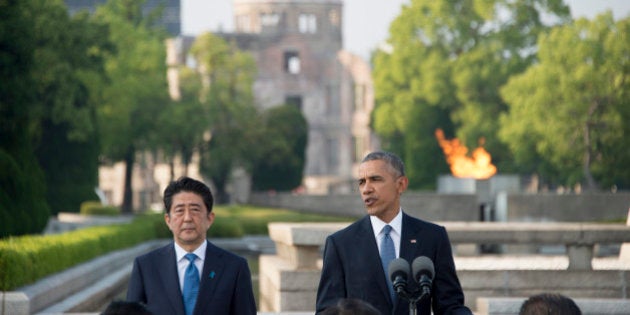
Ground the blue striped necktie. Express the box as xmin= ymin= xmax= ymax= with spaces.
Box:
xmin=183 ymin=253 xmax=199 ymax=315
xmin=380 ymin=225 xmax=396 ymax=301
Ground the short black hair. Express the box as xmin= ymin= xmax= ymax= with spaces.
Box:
xmin=163 ymin=176 xmax=214 ymax=214
xmin=519 ymin=293 xmax=582 ymax=315
xmin=362 ymin=151 xmax=405 ymax=177
xmin=101 ymin=300 xmax=152 ymax=315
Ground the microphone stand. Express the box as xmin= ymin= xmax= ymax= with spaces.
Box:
xmin=396 ymin=288 xmax=430 ymax=315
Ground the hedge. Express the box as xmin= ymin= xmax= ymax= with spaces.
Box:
xmin=80 ymin=201 xmax=121 ymax=216
xmin=0 ymin=206 xmax=353 ymax=291
xmin=0 ymin=214 xmax=165 ymax=291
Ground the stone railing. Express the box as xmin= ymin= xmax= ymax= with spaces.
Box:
xmin=259 ymin=221 xmax=630 ymax=313
xmin=438 ymin=221 xmax=630 ymax=270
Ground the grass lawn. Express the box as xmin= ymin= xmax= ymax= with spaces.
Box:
xmin=207 ymin=204 xmax=356 ymax=237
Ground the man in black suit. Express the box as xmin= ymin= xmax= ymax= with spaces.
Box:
xmin=316 ymin=151 xmax=472 ymax=315
xmin=127 ymin=177 xmax=256 ymax=315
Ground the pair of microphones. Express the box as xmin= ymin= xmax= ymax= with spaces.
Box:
xmin=388 ymin=256 xmax=435 ymax=314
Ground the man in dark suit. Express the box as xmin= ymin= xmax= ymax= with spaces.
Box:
xmin=316 ymin=151 xmax=472 ymax=315
xmin=127 ymin=177 xmax=256 ymax=315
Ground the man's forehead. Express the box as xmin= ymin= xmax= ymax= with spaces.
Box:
xmin=172 ymin=192 xmax=204 ymax=204
xmin=358 ymin=160 xmax=388 ymax=176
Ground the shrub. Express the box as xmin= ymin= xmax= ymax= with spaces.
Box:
xmin=0 ymin=206 xmax=352 ymax=290
xmin=207 ymin=218 xmax=244 ymax=238
xmin=0 ymin=150 xmax=50 ymax=238
xmin=80 ymin=201 xmax=121 ymax=216
xmin=0 ymin=215 xmax=158 ymax=291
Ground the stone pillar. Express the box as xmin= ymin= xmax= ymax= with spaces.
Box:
xmin=0 ymin=292 xmax=29 ymax=315
xmin=619 ymin=208 xmax=630 ymax=261
xmin=259 ymin=222 xmax=348 ymax=312
xmin=567 ymin=245 xmax=593 ymax=270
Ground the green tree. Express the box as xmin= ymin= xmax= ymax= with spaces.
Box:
xmin=190 ymin=33 xmax=259 ymax=203
xmin=1 ymin=0 xmax=49 ymax=235
xmin=29 ymin=1 xmax=112 ymax=214
xmin=2 ymin=0 xmax=113 ymax=236
xmin=94 ymin=0 xmax=170 ymax=212
xmin=372 ymin=0 xmax=570 ymax=188
xmin=251 ymin=104 xmax=308 ymax=191
xmin=157 ymin=67 xmax=206 ymax=180
xmin=500 ymin=12 xmax=630 ymax=190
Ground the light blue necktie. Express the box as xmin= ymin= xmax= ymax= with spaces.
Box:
xmin=183 ymin=253 xmax=199 ymax=315
xmin=380 ymin=225 xmax=396 ymax=301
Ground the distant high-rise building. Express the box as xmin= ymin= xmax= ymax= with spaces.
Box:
xmin=64 ymin=0 xmax=181 ymax=36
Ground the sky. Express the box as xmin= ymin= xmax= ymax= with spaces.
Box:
xmin=181 ymin=0 xmax=630 ymax=60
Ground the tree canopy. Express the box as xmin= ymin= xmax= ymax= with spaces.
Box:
xmin=191 ymin=33 xmax=260 ymax=203
xmin=94 ymin=0 xmax=171 ymax=212
xmin=500 ymin=12 xmax=630 ymax=190
xmin=372 ymin=0 xmax=572 ymax=189
xmin=251 ymin=104 xmax=309 ymax=191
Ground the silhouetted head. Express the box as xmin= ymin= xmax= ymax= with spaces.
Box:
xmin=101 ymin=300 xmax=152 ymax=315
xmin=519 ymin=293 xmax=582 ymax=315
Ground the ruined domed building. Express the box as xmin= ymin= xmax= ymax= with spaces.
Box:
xmin=213 ymin=0 xmax=379 ymax=194
xmin=67 ymin=0 xmax=378 ymax=207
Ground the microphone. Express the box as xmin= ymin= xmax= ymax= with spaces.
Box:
xmin=412 ymin=256 xmax=434 ymax=298
xmin=388 ymin=258 xmax=410 ymax=296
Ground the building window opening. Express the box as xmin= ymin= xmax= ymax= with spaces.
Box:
xmin=285 ymin=95 xmax=302 ymax=110
xmin=284 ymin=51 xmax=301 ymax=74
xmin=299 ymin=13 xmax=317 ymax=33
xmin=236 ymin=15 xmax=251 ymax=33
xmin=261 ymin=13 xmax=279 ymax=27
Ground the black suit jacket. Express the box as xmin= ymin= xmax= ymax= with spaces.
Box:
xmin=127 ymin=240 xmax=257 ymax=315
xmin=316 ymin=213 xmax=471 ymax=315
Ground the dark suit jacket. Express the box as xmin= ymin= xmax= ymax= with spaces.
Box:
xmin=127 ymin=240 xmax=257 ymax=315
xmin=316 ymin=212 xmax=472 ymax=315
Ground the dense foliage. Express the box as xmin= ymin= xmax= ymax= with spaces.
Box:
xmin=372 ymin=0 xmax=629 ymax=190
xmin=251 ymin=104 xmax=309 ymax=191
xmin=500 ymin=13 xmax=630 ymax=190
xmin=190 ymin=33 xmax=262 ymax=203
xmin=94 ymin=0 xmax=171 ymax=212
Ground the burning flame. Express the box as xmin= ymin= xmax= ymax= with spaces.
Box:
xmin=434 ymin=128 xmax=497 ymax=179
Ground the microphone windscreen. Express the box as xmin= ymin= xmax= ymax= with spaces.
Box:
xmin=388 ymin=258 xmax=410 ymax=282
xmin=412 ymin=256 xmax=435 ymax=281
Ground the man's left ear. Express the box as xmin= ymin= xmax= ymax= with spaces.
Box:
xmin=397 ymin=176 xmax=409 ymax=193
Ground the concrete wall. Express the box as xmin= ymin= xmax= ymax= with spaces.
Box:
xmin=249 ymin=192 xmax=479 ymax=221
xmin=460 ymin=270 xmax=630 ymax=311
xmin=499 ymin=193 xmax=630 ymax=222
xmin=250 ymin=192 xmax=630 ymax=223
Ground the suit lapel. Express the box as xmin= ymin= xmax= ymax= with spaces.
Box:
xmin=159 ymin=244 xmax=186 ymax=315
xmin=194 ymin=241 xmax=225 ymax=315
xmin=400 ymin=212 xmax=422 ymax=263
xmin=357 ymin=216 xmax=395 ymax=307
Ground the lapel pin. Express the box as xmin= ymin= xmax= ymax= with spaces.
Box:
xmin=209 ymin=271 xmax=216 ymax=279
xmin=410 ymin=239 xmax=417 ymax=243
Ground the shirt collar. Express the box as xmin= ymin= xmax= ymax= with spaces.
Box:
xmin=370 ymin=208 xmax=403 ymax=238
xmin=174 ymin=240 xmax=207 ymax=262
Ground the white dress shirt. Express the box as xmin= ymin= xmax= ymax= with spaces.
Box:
xmin=174 ymin=241 xmax=207 ymax=292
xmin=370 ymin=209 xmax=403 ymax=258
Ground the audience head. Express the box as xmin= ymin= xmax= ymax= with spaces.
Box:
xmin=519 ymin=293 xmax=582 ymax=315
xmin=101 ymin=300 xmax=152 ymax=315
xmin=320 ymin=298 xmax=381 ymax=315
